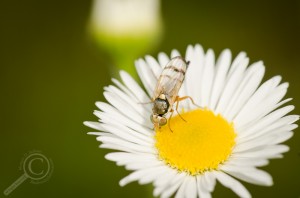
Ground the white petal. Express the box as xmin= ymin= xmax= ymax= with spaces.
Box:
xmin=237 ymin=97 xmax=292 ymax=134
xmin=88 ymin=131 xmax=114 ymax=136
xmin=261 ymin=115 xmax=299 ymax=132
xmin=235 ymin=82 xmax=289 ymax=128
xmin=234 ymin=76 xmax=282 ymax=125
xmin=105 ymin=152 xmax=155 ymax=162
xmin=271 ymin=131 xmax=294 ymax=145
xmin=135 ymin=59 xmax=156 ymax=96
xmin=145 ymin=55 xmax=163 ymax=78
xmin=184 ymin=44 xmax=205 ymax=110
xmin=233 ymin=144 xmax=289 ymax=159
xmin=209 ymin=49 xmax=231 ymax=111
xmin=126 ymin=160 xmax=163 ymax=171
xmin=226 ymin=157 xmax=269 ymax=167
xmin=171 ymin=49 xmax=181 ymax=58
xmin=215 ymin=57 xmax=249 ymax=114
xmin=84 ymin=121 xmax=105 ymax=131
xmin=112 ymin=78 xmax=139 ymax=104
xmin=196 ymin=175 xmax=212 ymax=198
xmin=95 ymin=102 xmax=153 ymax=134
xmin=238 ymin=105 xmax=295 ymax=139
xmin=246 ymin=125 xmax=296 ymax=145
xmin=239 ymin=114 xmax=299 ymax=142
xmin=234 ymin=136 xmax=273 ymax=153
xmin=184 ymin=177 xmax=197 ymax=198
xmin=97 ymin=136 xmax=154 ymax=153
xmin=158 ymin=52 xmax=170 ymax=67
xmin=105 ymin=85 xmax=151 ymax=116
xmin=138 ymin=166 xmax=168 ymax=185
xmin=97 ymin=121 xmax=153 ymax=145
xmin=103 ymin=91 xmax=151 ymax=127
xmin=235 ymin=130 xmax=295 ymax=153
xmin=117 ymin=159 xmax=155 ymax=167
xmin=183 ymin=44 xmax=196 ymax=109
xmin=221 ymin=165 xmax=273 ymax=186
xmin=270 ymin=154 xmax=284 ymax=159
xmin=160 ymin=173 xmax=185 ymax=198
xmin=94 ymin=110 xmax=150 ymax=139
xmin=214 ymin=171 xmax=251 ymax=198
xmin=94 ymin=111 xmax=153 ymax=143
xmin=223 ymin=61 xmax=265 ymax=121
xmin=120 ymin=70 xmax=151 ymax=103
xmin=119 ymin=166 xmax=159 ymax=186
xmin=228 ymin=51 xmax=247 ymax=76
xmin=199 ymin=49 xmax=215 ymax=108
xmin=203 ymin=172 xmax=216 ymax=192
xmin=100 ymin=143 xmax=139 ymax=153
xmin=175 ymin=177 xmax=188 ymax=198
xmin=153 ymin=172 xmax=180 ymax=197
xmin=153 ymin=168 xmax=178 ymax=187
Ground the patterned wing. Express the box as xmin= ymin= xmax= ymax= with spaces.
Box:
xmin=152 ymin=57 xmax=187 ymax=106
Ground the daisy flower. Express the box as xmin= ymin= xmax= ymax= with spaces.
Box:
xmin=84 ymin=44 xmax=298 ymax=198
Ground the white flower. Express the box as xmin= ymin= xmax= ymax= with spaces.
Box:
xmin=91 ymin=0 xmax=162 ymax=36
xmin=84 ymin=44 xmax=299 ymax=198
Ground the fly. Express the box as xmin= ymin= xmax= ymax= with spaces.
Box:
xmin=150 ymin=56 xmax=199 ymax=131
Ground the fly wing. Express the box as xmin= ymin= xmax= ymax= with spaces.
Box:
xmin=152 ymin=57 xmax=187 ymax=106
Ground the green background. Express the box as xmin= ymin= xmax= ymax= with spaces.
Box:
xmin=1 ymin=0 xmax=299 ymax=197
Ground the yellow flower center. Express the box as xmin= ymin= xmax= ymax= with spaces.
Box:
xmin=155 ymin=109 xmax=236 ymax=175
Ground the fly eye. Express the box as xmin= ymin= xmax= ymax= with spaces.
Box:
xmin=158 ymin=108 xmax=166 ymax=115
xmin=159 ymin=117 xmax=167 ymax=126
xmin=158 ymin=103 xmax=168 ymax=114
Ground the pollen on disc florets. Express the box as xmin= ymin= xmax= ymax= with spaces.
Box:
xmin=155 ymin=109 xmax=236 ymax=175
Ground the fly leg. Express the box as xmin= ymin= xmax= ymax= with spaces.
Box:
xmin=174 ymin=97 xmax=186 ymax=122
xmin=153 ymin=122 xmax=159 ymax=131
xmin=176 ymin=96 xmax=201 ymax=108
xmin=168 ymin=109 xmax=174 ymax=133
xmin=173 ymin=96 xmax=202 ymax=123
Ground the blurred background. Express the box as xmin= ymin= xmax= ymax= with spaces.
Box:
xmin=0 ymin=0 xmax=299 ymax=197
